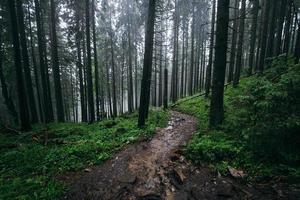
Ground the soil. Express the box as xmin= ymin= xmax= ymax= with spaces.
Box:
xmin=63 ymin=111 xmax=300 ymax=200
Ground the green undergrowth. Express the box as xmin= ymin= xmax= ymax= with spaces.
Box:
xmin=0 ymin=109 xmax=169 ymax=200
xmin=175 ymin=57 xmax=300 ymax=183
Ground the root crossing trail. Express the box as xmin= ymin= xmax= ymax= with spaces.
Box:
xmin=65 ymin=111 xmax=299 ymax=200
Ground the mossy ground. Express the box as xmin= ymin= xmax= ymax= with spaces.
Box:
xmin=0 ymin=109 xmax=169 ymax=200
xmin=174 ymin=58 xmax=300 ymax=183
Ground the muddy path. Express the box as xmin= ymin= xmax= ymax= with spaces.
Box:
xmin=64 ymin=111 xmax=299 ymax=200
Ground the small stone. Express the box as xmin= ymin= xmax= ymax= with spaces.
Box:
xmin=84 ymin=168 xmax=92 ymax=173
xmin=228 ymin=166 xmax=246 ymax=179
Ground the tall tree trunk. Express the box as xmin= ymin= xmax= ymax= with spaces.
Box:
xmin=138 ymin=0 xmax=156 ymax=127
xmin=205 ymin=0 xmax=216 ymax=97
xmin=34 ymin=0 xmax=53 ymax=123
xmin=283 ymin=1 xmax=292 ymax=54
xmin=266 ymin=0 xmax=278 ymax=58
xmin=86 ymin=0 xmax=95 ymax=122
xmin=105 ymin=49 xmax=112 ymax=117
xmin=257 ymin=0 xmax=271 ymax=73
xmin=233 ymin=0 xmax=246 ymax=87
xmin=8 ymin=0 xmax=31 ymax=130
xmin=75 ymin=0 xmax=87 ymax=122
xmin=135 ymin=46 xmax=138 ymax=109
xmin=248 ymin=0 xmax=259 ymax=75
xmin=50 ymin=0 xmax=64 ymax=122
xmin=189 ymin=3 xmax=195 ymax=96
xmin=109 ymin=23 xmax=117 ymax=118
xmin=0 ymin=25 xmax=18 ymax=123
xmin=163 ymin=68 xmax=168 ymax=110
xmin=28 ymin=8 xmax=43 ymax=122
xmin=180 ymin=19 xmax=186 ymax=98
xmin=127 ymin=8 xmax=134 ymax=113
xmin=171 ymin=0 xmax=179 ymax=102
xmin=92 ymin=0 xmax=100 ymax=121
xmin=184 ymin=23 xmax=189 ymax=97
xmin=158 ymin=37 xmax=163 ymax=107
xmin=275 ymin=0 xmax=287 ymax=55
xmin=16 ymin=0 xmax=38 ymax=123
xmin=294 ymin=23 xmax=300 ymax=64
xmin=209 ymin=0 xmax=230 ymax=127
xmin=228 ymin=0 xmax=238 ymax=83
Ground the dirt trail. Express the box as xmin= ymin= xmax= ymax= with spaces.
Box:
xmin=64 ymin=111 xmax=299 ymax=200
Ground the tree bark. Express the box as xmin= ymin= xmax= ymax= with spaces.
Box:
xmin=138 ymin=0 xmax=156 ymax=127
xmin=228 ymin=0 xmax=238 ymax=83
xmin=50 ymin=0 xmax=64 ymax=122
xmin=248 ymin=0 xmax=259 ymax=75
xmin=209 ymin=0 xmax=230 ymax=127
xmin=0 ymin=25 xmax=18 ymax=123
xmin=75 ymin=0 xmax=87 ymax=122
xmin=8 ymin=0 xmax=31 ymax=130
xmin=92 ymin=0 xmax=100 ymax=120
xmin=233 ymin=0 xmax=246 ymax=87
xmin=16 ymin=0 xmax=38 ymax=123
xmin=34 ymin=0 xmax=53 ymax=123
xmin=86 ymin=0 xmax=95 ymax=122
xmin=205 ymin=0 xmax=216 ymax=97
xmin=189 ymin=3 xmax=195 ymax=96
xmin=257 ymin=0 xmax=271 ymax=73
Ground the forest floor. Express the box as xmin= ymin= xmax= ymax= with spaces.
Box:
xmin=64 ymin=111 xmax=299 ymax=200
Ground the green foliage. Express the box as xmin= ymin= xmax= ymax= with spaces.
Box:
xmin=175 ymin=57 xmax=300 ymax=182
xmin=0 ymin=109 xmax=169 ymax=200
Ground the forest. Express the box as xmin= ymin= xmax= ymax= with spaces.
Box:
xmin=0 ymin=0 xmax=299 ymax=199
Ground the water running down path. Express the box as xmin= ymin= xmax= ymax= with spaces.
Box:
xmin=65 ymin=111 xmax=299 ymax=200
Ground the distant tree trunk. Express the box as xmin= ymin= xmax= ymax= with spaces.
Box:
xmin=153 ymin=46 xmax=157 ymax=106
xmin=189 ymin=3 xmax=195 ymax=96
xmin=158 ymin=38 xmax=163 ymax=107
xmin=201 ymin=41 xmax=206 ymax=91
xmin=180 ymin=20 xmax=186 ymax=98
xmin=163 ymin=68 xmax=168 ymax=110
xmin=16 ymin=0 xmax=38 ymax=123
xmin=135 ymin=47 xmax=138 ymax=109
xmin=28 ymin=8 xmax=43 ymax=122
xmin=228 ymin=0 xmax=238 ymax=83
xmin=75 ymin=0 xmax=87 ymax=122
xmin=105 ymin=49 xmax=113 ymax=117
xmin=92 ymin=0 xmax=100 ymax=121
xmin=275 ymin=0 xmax=287 ymax=56
xmin=138 ymin=0 xmax=156 ymax=128
xmin=86 ymin=0 xmax=95 ymax=122
xmin=257 ymin=0 xmax=271 ymax=73
xmin=0 ymin=27 xmax=18 ymax=122
xmin=34 ymin=0 xmax=53 ymax=123
xmin=209 ymin=0 xmax=230 ymax=127
xmin=109 ymin=25 xmax=117 ymax=118
xmin=121 ymin=41 xmax=125 ymax=114
xmin=205 ymin=0 xmax=216 ymax=97
xmin=233 ymin=0 xmax=246 ymax=87
xmin=50 ymin=0 xmax=64 ymax=122
xmin=127 ymin=10 xmax=134 ymax=113
xmin=248 ymin=0 xmax=259 ymax=75
xmin=283 ymin=1 xmax=292 ymax=54
xmin=294 ymin=23 xmax=300 ymax=64
xmin=266 ymin=0 xmax=278 ymax=58
xmin=184 ymin=24 xmax=189 ymax=97
xmin=8 ymin=0 xmax=31 ymax=130
xmin=171 ymin=0 xmax=179 ymax=102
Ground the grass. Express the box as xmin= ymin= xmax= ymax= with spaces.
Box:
xmin=174 ymin=59 xmax=300 ymax=183
xmin=0 ymin=109 xmax=170 ymax=200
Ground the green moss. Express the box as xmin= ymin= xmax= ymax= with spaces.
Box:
xmin=0 ymin=109 xmax=169 ymax=200
xmin=175 ymin=57 xmax=300 ymax=182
